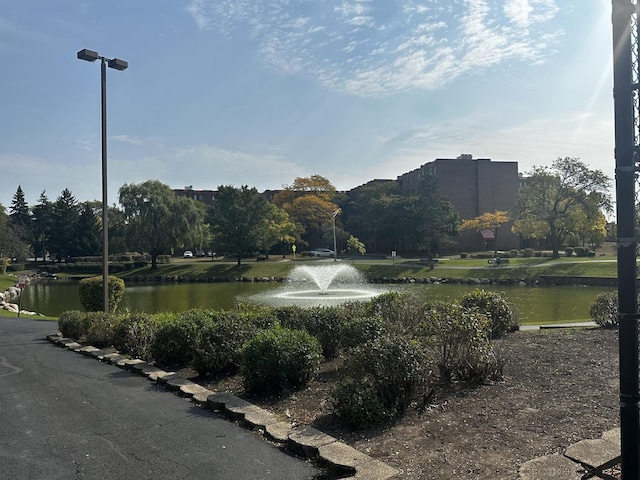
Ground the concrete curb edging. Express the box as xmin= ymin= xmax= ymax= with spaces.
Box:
xmin=46 ymin=333 xmax=400 ymax=480
xmin=519 ymin=428 xmax=621 ymax=480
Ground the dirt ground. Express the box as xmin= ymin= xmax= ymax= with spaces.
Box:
xmin=195 ymin=327 xmax=621 ymax=479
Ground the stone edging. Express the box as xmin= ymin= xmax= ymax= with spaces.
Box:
xmin=519 ymin=428 xmax=621 ymax=480
xmin=45 ymin=333 xmax=400 ymax=480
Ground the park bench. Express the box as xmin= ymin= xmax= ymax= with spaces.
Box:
xmin=488 ymin=257 xmax=509 ymax=266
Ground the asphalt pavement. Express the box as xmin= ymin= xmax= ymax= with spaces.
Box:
xmin=0 ymin=316 xmax=320 ymax=480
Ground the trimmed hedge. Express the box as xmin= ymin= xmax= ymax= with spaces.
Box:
xmin=242 ymin=326 xmax=322 ymax=395
xmin=333 ymin=334 xmax=430 ymax=429
xmin=78 ymin=275 xmax=125 ymax=312
xmin=192 ymin=312 xmax=257 ymax=376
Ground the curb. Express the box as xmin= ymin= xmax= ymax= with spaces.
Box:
xmin=519 ymin=428 xmax=621 ymax=480
xmin=46 ymin=333 xmax=400 ymax=480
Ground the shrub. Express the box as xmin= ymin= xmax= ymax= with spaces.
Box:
xmin=192 ymin=312 xmax=257 ymax=377
xmin=84 ymin=311 xmax=118 ymax=347
xmin=589 ymin=291 xmax=618 ymax=327
xmin=242 ymin=326 xmax=322 ymax=395
xmin=421 ymin=301 xmax=503 ymax=383
xmin=565 ymin=247 xmax=574 ymax=257
xmin=113 ymin=312 xmax=160 ymax=360
xmin=78 ymin=275 xmax=125 ymax=312
xmin=58 ymin=310 xmax=90 ymax=340
xmin=340 ymin=315 xmax=386 ymax=350
xmin=157 ymin=255 xmax=172 ymax=264
xmin=333 ymin=334 xmax=430 ymax=429
xmin=277 ymin=306 xmax=346 ymax=358
xmin=151 ymin=309 xmax=215 ymax=367
xmin=365 ymin=291 xmax=427 ymax=336
xmin=459 ymin=289 xmax=519 ymax=338
xmin=574 ymin=246 xmax=588 ymax=257
xmin=331 ymin=377 xmax=390 ymax=429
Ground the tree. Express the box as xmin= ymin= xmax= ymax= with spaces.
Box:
xmin=0 ymin=203 xmax=30 ymax=265
xmin=9 ymin=185 xmax=31 ymax=244
xmin=346 ymin=235 xmax=366 ymax=255
xmin=119 ymin=180 xmax=205 ymax=269
xmin=254 ymin=204 xmax=296 ymax=259
xmin=416 ymin=174 xmax=460 ymax=257
xmin=206 ymin=185 xmax=274 ymax=265
xmin=272 ymin=175 xmax=336 ymax=207
xmin=76 ymin=202 xmax=102 ymax=256
xmin=513 ymin=157 xmax=611 ymax=258
xmin=31 ymin=191 xmax=53 ymax=261
xmin=49 ymin=188 xmax=80 ymax=260
xmin=342 ymin=181 xmax=399 ymax=252
xmin=273 ymin=175 xmax=340 ymax=249
xmin=459 ymin=211 xmax=509 ymax=255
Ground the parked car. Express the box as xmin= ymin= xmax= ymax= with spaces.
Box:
xmin=309 ymin=248 xmax=334 ymax=257
xmin=183 ymin=250 xmax=193 ymax=258
xmin=196 ymin=250 xmax=206 ymax=257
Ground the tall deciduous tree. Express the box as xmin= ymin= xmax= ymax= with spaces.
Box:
xmin=273 ymin=175 xmax=340 ymax=249
xmin=0 ymin=203 xmax=29 ymax=266
xmin=119 ymin=180 xmax=205 ymax=269
xmin=513 ymin=157 xmax=611 ymax=258
xmin=207 ymin=185 xmax=274 ymax=265
xmin=254 ymin=203 xmax=296 ymax=259
xmin=459 ymin=210 xmax=509 ymax=254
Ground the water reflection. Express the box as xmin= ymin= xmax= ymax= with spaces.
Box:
xmin=21 ymin=280 xmax=614 ymax=325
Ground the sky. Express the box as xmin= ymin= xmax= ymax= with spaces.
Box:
xmin=0 ymin=0 xmax=615 ymax=209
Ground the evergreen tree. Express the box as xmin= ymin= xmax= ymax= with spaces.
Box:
xmin=31 ymin=191 xmax=54 ymax=261
xmin=8 ymin=185 xmax=31 ymax=244
xmin=76 ymin=202 xmax=102 ymax=256
xmin=49 ymin=189 xmax=80 ymax=260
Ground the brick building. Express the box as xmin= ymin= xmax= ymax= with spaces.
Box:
xmin=397 ymin=154 xmax=520 ymax=252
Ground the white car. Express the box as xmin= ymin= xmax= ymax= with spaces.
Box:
xmin=310 ymin=248 xmax=334 ymax=257
xmin=183 ymin=250 xmax=193 ymax=258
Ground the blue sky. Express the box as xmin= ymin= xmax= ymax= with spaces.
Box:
xmin=0 ymin=0 xmax=613 ymax=209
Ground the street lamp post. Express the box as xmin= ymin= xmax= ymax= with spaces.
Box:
xmin=77 ymin=49 xmax=128 ymax=314
xmin=332 ymin=209 xmax=341 ymax=261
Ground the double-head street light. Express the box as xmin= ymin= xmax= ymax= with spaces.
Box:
xmin=77 ymin=49 xmax=128 ymax=313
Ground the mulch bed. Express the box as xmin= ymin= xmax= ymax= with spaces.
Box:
xmin=195 ymin=328 xmax=620 ymax=479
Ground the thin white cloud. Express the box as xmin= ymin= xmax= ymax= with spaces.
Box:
xmin=185 ymin=0 xmax=561 ymax=97
xmin=112 ymin=144 xmax=308 ymax=193
xmin=111 ymin=135 xmax=144 ymax=145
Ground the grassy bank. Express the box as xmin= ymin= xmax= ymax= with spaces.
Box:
xmin=106 ymin=255 xmax=618 ymax=283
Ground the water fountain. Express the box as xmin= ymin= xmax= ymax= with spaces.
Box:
xmin=248 ymin=263 xmax=385 ymax=307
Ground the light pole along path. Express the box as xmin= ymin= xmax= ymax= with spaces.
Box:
xmin=77 ymin=48 xmax=128 ymax=313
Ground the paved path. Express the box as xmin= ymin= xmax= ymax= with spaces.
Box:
xmin=0 ymin=317 xmax=320 ymax=480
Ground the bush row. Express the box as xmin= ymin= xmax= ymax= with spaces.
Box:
xmin=40 ymin=261 xmax=148 ymax=274
xmin=58 ymin=288 xmax=520 ymax=429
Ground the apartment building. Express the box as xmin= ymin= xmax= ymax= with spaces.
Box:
xmin=397 ymin=154 xmax=520 ymax=251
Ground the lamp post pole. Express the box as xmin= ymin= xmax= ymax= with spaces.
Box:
xmin=77 ymin=49 xmax=128 ymax=313
xmin=332 ymin=209 xmax=341 ymax=261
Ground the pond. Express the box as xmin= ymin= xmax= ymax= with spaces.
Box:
xmin=21 ymin=280 xmax=614 ymax=326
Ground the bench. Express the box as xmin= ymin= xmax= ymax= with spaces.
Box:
xmin=488 ymin=258 xmax=509 ymax=266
